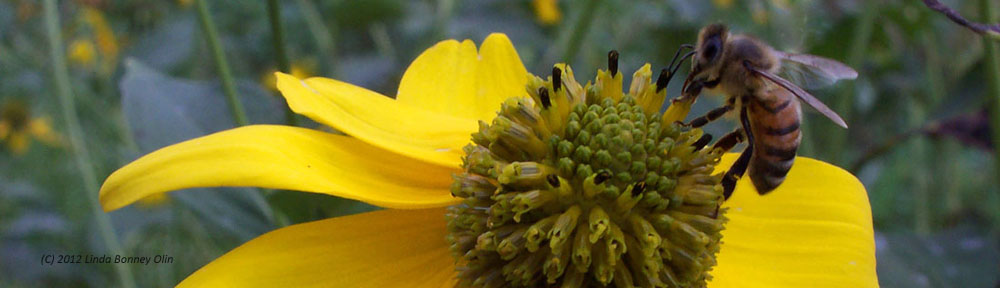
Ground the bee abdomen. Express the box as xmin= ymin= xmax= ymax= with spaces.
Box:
xmin=746 ymin=88 xmax=802 ymax=194
xmin=748 ymin=150 xmax=794 ymax=194
xmin=748 ymin=121 xmax=801 ymax=194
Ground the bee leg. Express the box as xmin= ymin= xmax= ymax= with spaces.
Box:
xmin=680 ymin=78 xmax=705 ymax=99
xmin=722 ymin=145 xmax=752 ymax=200
xmin=691 ymin=133 xmax=713 ymax=150
xmin=684 ymin=105 xmax=733 ymax=128
xmin=722 ymin=107 xmax=754 ymax=200
xmin=712 ymin=129 xmax=745 ymax=152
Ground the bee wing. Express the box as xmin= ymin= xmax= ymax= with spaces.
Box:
xmin=775 ymin=51 xmax=858 ymax=90
xmin=747 ymin=64 xmax=849 ymax=128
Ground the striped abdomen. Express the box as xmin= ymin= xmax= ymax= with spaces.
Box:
xmin=746 ymin=87 xmax=801 ymax=194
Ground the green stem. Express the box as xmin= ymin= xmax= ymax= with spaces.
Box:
xmin=432 ymin=0 xmax=456 ymax=42
xmin=826 ymin=3 xmax=877 ymax=166
xmin=267 ymin=0 xmax=290 ymax=72
xmin=912 ymin=32 xmax=945 ymax=234
xmin=561 ymin=0 xmax=601 ymax=63
xmin=908 ymin=102 xmax=931 ymax=235
xmin=295 ymin=0 xmax=337 ymax=76
xmin=369 ymin=23 xmax=396 ymax=60
xmin=195 ymin=0 xmax=277 ymax=226
xmin=984 ymin=0 xmax=1000 ymax=187
xmin=195 ymin=0 xmax=248 ymax=126
xmin=923 ymin=32 xmax=956 ymax=224
xmin=265 ymin=0 xmax=300 ymax=127
xmin=940 ymin=140 xmax=962 ymax=216
xmin=42 ymin=1 xmax=136 ymax=287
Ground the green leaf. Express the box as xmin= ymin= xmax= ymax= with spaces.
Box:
xmin=876 ymin=228 xmax=1000 ymax=287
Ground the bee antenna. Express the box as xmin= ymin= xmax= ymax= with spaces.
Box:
xmin=671 ymin=51 xmax=697 ymax=75
xmin=667 ymin=44 xmax=695 ymax=71
xmin=661 ymin=50 xmax=697 ymax=92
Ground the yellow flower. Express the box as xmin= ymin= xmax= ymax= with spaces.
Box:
xmin=752 ymin=1 xmax=769 ymax=25
xmin=100 ymin=34 xmax=877 ymax=287
xmin=261 ymin=61 xmax=315 ymax=92
xmin=0 ymin=100 xmax=63 ymax=155
xmin=712 ymin=0 xmax=734 ymax=9
xmin=77 ymin=7 xmax=119 ymax=75
xmin=533 ymin=0 xmax=562 ymax=25
xmin=68 ymin=38 xmax=98 ymax=67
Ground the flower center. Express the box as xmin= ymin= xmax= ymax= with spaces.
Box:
xmin=1 ymin=100 xmax=30 ymax=130
xmin=448 ymin=54 xmax=728 ymax=287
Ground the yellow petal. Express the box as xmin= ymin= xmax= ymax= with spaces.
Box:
xmin=82 ymin=7 xmax=118 ymax=74
xmin=532 ymin=0 xmax=562 ymax=25
xmin=180 ymin=208 xmax=456 ymax=288
xmin=28 ymin=117 xmax=63 ymax=147
xmin=710 ymin=154 xmax=878 ymax=287
xmin=100 ymin=125 xmax=459 ymax=211
xmin=67 ymin=38 xmax=97 ymax=67
xmin=276 ymin=73 xmax=474 ymax=168
xmin=662 ymin=97 xmax=694 ymax=124
xmin=7 ymin=132 xmax=29 ymax=155
xmin=396 ymin=33 xmax=529 ymax=122
xmin=713 ymin=0 xmax=734 ymax=9
xmin=0 ymin=121 xmax=9 ymax=140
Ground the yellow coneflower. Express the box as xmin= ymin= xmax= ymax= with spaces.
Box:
xmin=0 ymin=100 xmax=63 ymax=155
xmin=100 ymin=33 xmax=877 ymax=287
xmin=76 ymin=7 xmax=119 ymax=75
xmin=533 ymin=0 xmax=562 ymax=26
xmin=67 ymin=38 xmax=98 ymax=67
xmin=751 ymin=1 xmax=769 ymax=25
xmin=712 ymin=0 xmax=734 ymax=9
xmin=262 ymin=60 xmax=316 ymax=92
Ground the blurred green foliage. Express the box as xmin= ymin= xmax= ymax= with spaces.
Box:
xmin=1 ymin=0 xmax=999 ymax=287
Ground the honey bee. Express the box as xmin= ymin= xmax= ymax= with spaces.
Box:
xmin=675 ymin=24 xmax=857 ymax=199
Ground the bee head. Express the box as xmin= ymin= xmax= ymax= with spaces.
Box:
xmin=695 ymin=24 xmax=728 ymax=71
xmin=683 ymin=24 xmax=729 ymax=95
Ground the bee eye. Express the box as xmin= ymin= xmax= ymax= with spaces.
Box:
xmin=702 ymin=38 xmax=721 ymax=62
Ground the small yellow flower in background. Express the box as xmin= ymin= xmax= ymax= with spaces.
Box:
xmin=68 ymin=38 xmax=98 ymax=68
xmin=100 ymin=34 xmax=877 ymax=287
xmin=0 ymin=100 xmax=63 ymax=155
xmin=712 ymin=0 xmax=734 ymax=9
xmin=262 ymin=60 xmax=316 ymax=92
xmin=176 ymin=0 xmax=193 ymax=8
xmin=533 ymin=0 xmax=562 ymax=25
xmin=751 ymin=1 xmax=770 ymax=25
xmin=74 ymin=7 xmax=119 ymax=75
